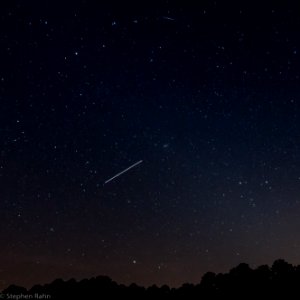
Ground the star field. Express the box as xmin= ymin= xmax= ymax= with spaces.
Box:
xmin=1 ymin=1 xmax=300 ymax=289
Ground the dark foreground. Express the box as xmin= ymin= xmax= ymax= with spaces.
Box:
xmin=2 ymin=259 xmax=300 ymax=299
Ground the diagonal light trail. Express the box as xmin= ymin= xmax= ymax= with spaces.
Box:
xmin=104 ymin=160 xmax=143 ymax=185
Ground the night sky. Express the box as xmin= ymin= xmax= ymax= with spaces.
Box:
xmin=1 ymin=1 xmax=300 ymax=289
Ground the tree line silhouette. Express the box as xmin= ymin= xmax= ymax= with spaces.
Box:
xmin=2 ymin=259 xmax=300 ymax=298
